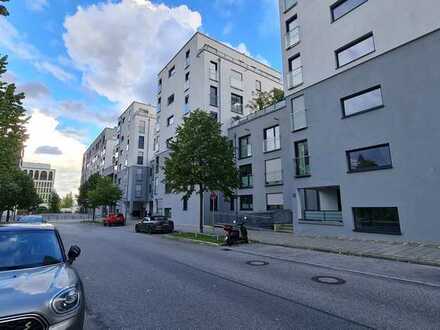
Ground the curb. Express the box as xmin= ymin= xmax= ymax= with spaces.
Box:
xmin=163 ymin=234 xmax=221 ymax=247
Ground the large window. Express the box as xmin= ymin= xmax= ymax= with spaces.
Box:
xmin=265 ymin=158 xmax=282 ymax=185
xmin=331 ymin=0 xmax=368 ymax=22
xmin=209 ymin=61 xmax=218 ymax=81
xmin=266 ymin=193 xmax=284 ymax=210
xmin=138 ymin=136 xmax=145 ymax=149
xmin=342 ymin=86 xmax=383 ymax=117
xmin=230 ymin=70 xmax=243 ymax=90
xmin=168 ymin=66 xmax=175 ymax=78
xmin=167 ymin=94 xmax=175 ymax=105
xmin=210 ymin=86 xmax=218 ymax=107
xmin=353 ymin=207 xmax=401 ymax=235
xmin=239 ymin=164 xmax=253 ymax=188
xmin=240 ymin=195 xmax=253 ymax=211
xmin=185 ymin=49 xmax=190 ymax=67
xmin=347 ymin=144 xmax=392 ymax=172
xmin=184 ymin=72 xmax=190 ymax=90
xmin=239 ymin=135 xmax=252 ymax=159
xmin=291 ymin=95 xmax=307 ymax=131
xmin=231 ymin=93 xmax=243 ymax=114
xmin=167 ymin=115 xmax=174 ymax=127
xmin=137 ymin=151 xmax=144 ymax=165
xmin=263 ymin=125 xmax=280 ymax=152
xmin=295 ymin=140 xmax=310 ymax=177
xmin=285 ymin=15 xmax=299 ymax=48
xmin=135 ymin=184 xmax=142 ymax=198
xmin=287 ymin=54 xmax=303 ymax=88
xmin=336 ymin=33 xmax=375 ymax=68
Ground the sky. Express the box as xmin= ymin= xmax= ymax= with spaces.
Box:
xmin=0 ymin=0 xmax=282 ymax=197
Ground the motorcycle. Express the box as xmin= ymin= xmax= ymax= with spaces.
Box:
xmin=221 ymin=218 xmax=249 ymax=246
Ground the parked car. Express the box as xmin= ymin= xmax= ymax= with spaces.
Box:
xmin=16 ymin=215 xmax=46 ymax=223
xmin=0 ymin=223 xmax=84 ymax=329
xmin=103 ymin=213 xmax=125 ymax=226
xmin=135 ymin=215 xmax=174 ymax=234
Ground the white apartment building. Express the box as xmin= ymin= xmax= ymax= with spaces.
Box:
xmin=113 ymin=101 xmax=156 ymax=218
xmin=21 ymin=162 xmax=56 ymax=207
xmin=81 ymin=127 xmax=117 ymax=185
xmin=153 ymin=32 xmax=282 ymax=225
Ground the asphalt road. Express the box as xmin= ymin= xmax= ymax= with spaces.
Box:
xmin=55 ymin=221 xmax=440 ymax=329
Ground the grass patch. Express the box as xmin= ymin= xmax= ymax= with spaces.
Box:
xmin=171 ymin=232 xmax=225 ymax=244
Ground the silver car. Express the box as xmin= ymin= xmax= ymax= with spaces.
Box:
xmin=0 ymin=223 xmax=84 ymax=329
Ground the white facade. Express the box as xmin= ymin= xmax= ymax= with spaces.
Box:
xmin=21 ymin=162 xmax=55 ymax=206
xmin=153 ymin=32 xmax=282 ymax=224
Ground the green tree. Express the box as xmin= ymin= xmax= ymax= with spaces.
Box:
xmin=0 ymin=55 xmax=29 ymax=173
xmin=164 ymin=110 xmax=239 ymax=233
xmin=49 ymin=192 xmax=61 ymax=213
xmin=0 ymin=0 xmax=9 ymax=16
xmin=87 ymin=176 xmax=122 ymax=221
xmin=271 ymin=88 xmax=285 ymax=104
xmin=61 ymin=192 xmax=74 ymax=209
xmin=246 ymin=88 xmax=285 ymax=113
xmin=76 ymin=173 xmax=101 ymax=211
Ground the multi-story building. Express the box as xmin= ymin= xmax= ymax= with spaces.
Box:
xmin=153 ymin=32 xmax=282 ymax=225
xmin=21 ymin=162 xmax=56 ymax=207
xmin=81 ymin=127 xmax=117 ymax=185
xmin=239 ymin=0 xmax=440 ymax=241
xmin=113 ymin=101 xmax=156 ymax=218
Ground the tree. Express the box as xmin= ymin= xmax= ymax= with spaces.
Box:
xmin=49 ymin=192 xmax=61 ymax=213
xmin=76 ymin=173 xmax=101 ymax=211
xmin=61 ymin=192 xmax=74 ymax=209
xmin=246 ymin=88 xmax=285 ymax=113
xmin=0 ymin=55 xmax=29 ymax=173
xmin=164 ymin=110 xmax=239 ymax=233
xmin=87 ymin=176 xmax=122 ymax=221
xmin=0 ymin=0 xmax=9 ymax=16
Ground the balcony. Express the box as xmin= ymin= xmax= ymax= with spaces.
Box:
xmin=230 ymin=77 xmax=243 ymax=90
xmin=232 ymin=103 xmax=243 ymax=114
xmin=287 ymin=68 xmax=303 ymax=89
xmin=285 ymin=27 xmax=300 ymax=49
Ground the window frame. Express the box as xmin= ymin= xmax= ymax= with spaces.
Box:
xmin=138 ymin=135 xmax=145 ymax=149
xmin=291 ymin=94 xmax=307 ymax=132
xmin=353 ymin=207 xmax=401 ymax=235
xmin=238 ymin=135 xmax=252 ymax=159
xmin=331 ymin=0 xmax=368 ymax=22
xmin=167 ymin=115 xmax=174 ymax=127
xmin=266 ymin=193 xmax=284 ymax=211
xmin=335 ymin=32 xmax=375 ymax=68
xmin=167 ymin=94 xmax=175 ymax=106
xmin=346 ymin=143 xmax=393 ymax=173
xmin=210 ymin=86 xmax=218 ymax=107
xmin=239 ymin=164 xmax=253 ymax=189
xmin=341 ymin=85 xmax=384 ymax=118
xmin=287 ymin=53 xmax=303 ymax=89
xmin=265 ymin=157 xmax=283 ymax=186
xmin=239 ymin=195 xmax=253 ymax=211
xmin=263 ymin=125 xmax=281 ymax=153
xmin=231 ymin=93 xmax=243 ymax=114
xmin=294 ymin=139 xmax=311 ymax=177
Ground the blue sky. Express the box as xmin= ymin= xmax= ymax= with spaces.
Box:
xmin=0 ymin=0 xmax=281 ymax=195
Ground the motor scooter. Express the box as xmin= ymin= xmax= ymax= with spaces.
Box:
xmin=220 ymin=217 xmax=248 ymax=246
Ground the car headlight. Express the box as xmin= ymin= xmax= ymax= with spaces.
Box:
xmin=52 ymin=286 xmax=80 ymax=314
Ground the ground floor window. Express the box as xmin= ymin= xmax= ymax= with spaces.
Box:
xmin=240 ymin=195 xmax=253 ymax=211
xmin=298 ymin=186 xmax=342 ymax=222
xmin=266 ymin=193 xmax=284 ymax=210
xmin=353 ymin=207 xmax=401 ymax=235
xmin=182 ymin=197 xmax=188 ymax=211
xmin=164 ymin=208 xmax=172 ymax=218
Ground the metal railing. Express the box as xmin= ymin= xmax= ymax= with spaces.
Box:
xmin=303 ymin=211 xmax=343 ymax=222
xmin=291 ymin=108 xmax=307 ymax=131
xmin=263 ymin=139 xmax=281 ymax=152
xmin=287 ymin=68 xmax=303 ymax=89
xmin=285 ymin=27 xmax=300 ymax=48
xmin=295 ymin=156 xmax=310 ymax=176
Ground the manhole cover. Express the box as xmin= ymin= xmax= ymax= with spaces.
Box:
xmin=311 ymin=276 xmax=346 ymax=285
xmin=246 ymin=260 xmax=269 ymax=266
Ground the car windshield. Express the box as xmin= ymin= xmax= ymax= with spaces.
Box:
xmin=0 ymin=230 xmax=63 ymax=271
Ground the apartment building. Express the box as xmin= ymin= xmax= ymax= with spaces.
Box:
xmin=261 ymin=0 xmax=440 ymax=241
xmin=81 ymin=127 xmax=117 ymax=185
xmin=153 ymin=32 xmax=282 ymax=225
xmin=21 ymin=162 xmax=56 ymax=207
xmin=113 ymin=101 xmax=156 ymax=218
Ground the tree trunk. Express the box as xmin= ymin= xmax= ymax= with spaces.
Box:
xmin=92 ymin=208 xmax=96 ymax=222
xmin=199 ymin=190 xmax=204 ymax=233
xmin=6 ymin=210 xmax=10 ymax=222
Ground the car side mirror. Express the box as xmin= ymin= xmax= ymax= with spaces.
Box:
xmin=68 ymin=245 xmax=81 ymax=263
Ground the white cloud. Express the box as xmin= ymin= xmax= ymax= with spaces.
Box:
xmin=25 ymin=0 xmax=48 ymax=12
xmin=63 ymin=0 xmax=202 ymax=105
xmin=24 ymin=110 xmax=86 ymax=197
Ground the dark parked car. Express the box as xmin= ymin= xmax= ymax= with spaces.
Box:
xmin=135 ymin=215 xmax=174 ymax=234
xmin=0 ymin=223 xmax=84 ymax=329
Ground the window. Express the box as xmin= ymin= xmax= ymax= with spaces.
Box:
xmin=137 ymin=151 xmax=144 ymax=165
xmin=239 ymin=164 xmax=253 ymax=188
xmin=263 ymin=126 xmax=280 ymax=152
xmin=240 ymin=195 xmax=253 ymax=211
xmin=164 ymin=208 xmax=172 ymax=218
xmin=231 ymin=93 xmax=243 ymax=114
xmin=265 ymin=158 xmax=282 ymax=185
xmin=167 ymin=115 xmax=174 ymax=127
xmin=158 ymin=78 xmax=162 ymax=93
xmin=184 ymin=72 xmax=190 ymax=90
xmin=153 ymin=136 xmax=159 ymax=152
xmin=347 ymin=144 xmax=392 ymax=172
xmin=168 ymin=66 xmax=175 ymax=78
xmin=331 ymin=0 xmax=368 ymax=22
xmin=295 ymin=140 xmax=310 ymax=177
xmin=336 ymin=33 xmax=375 ymax=68
xmin=157 ymin=97 xmax=161 ymax=112
xmin=138 ymin=136 xmax=145 ymax=149
xmin=166 ymin=138 xmax=173 ymax=149
xmin=155 ymin=156 xmax=159 ymax=173
xmin=353 ymin=207 xmax=401 ymax=235
xmin=287 ymin=54 xmax=303 ymax=88
xmin=342 ymin=86 xmax=383 ymax=117
xmin=210 ymin=112 xmax=218 ymax=121
xmin=229 ymin=196 xmax=236 ymax=211
xmin=209 ymin=61 xmax=218 ymax=80
xmin=230 ymin=70 xmax=243 ymax=89
xmin=256 ymin=80 xmax=262 ymax=92
xmin=210 ymin=86 xmax=218 ymax=107
xmin=167 ymin=94 xmax=174 ymax=106
xmin=185 ymin=49 xmax=190 ymax=66
xmin=135 ymin=184 xmax=142 ymax=198
xmin=284 ymin=0 xmax=297 ymax=11
xmin=165 ymin=182 xmax=172 ymax=194
xmin=239 ymin=135 xmax=252 ymax=159
xmin=184 ymin=95 xmax=190 ymax=114
xmin=291 ymin=95 xmax=307 ymax=131
xmin=285 ymin=15 xmax=299 ymax=48
xmin=136 ymin=168 xmax=143 ymax=181
xmin=182 ymin=197 xmax=188 ymax=211
xmin=154 ymin=177 xmax=158 ymax=194
xmin=267 ymin=193 xmax=284 ymax=210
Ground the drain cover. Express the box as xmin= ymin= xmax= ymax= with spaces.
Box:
xmin=311 ymin=276 xmax=346 ymax=285
xmin=246 ymin=260 xmax=269 ymax=266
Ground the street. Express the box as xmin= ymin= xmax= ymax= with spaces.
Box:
xmin=56 ymin=221 xmax=440 ymax=329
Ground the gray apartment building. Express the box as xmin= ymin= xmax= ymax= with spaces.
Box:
xmin=225 ymin=0 xmax=440 ymax=241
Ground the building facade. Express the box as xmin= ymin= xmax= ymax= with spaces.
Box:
xmin=244 ymin=0 xmax=440 ymax=241
xmin=153 ymin=32 xmax=283 ymax=225
xmin=113 ymin=101 xmax=156 ymax=218
xmin=21 ymin=162 xmax=56 ymax=207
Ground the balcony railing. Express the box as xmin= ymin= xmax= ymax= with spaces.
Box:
xmin=232 ymin=103 xmax=243 ymax=114
xmin=303 ymin=211 xmax=343 ymax=222
xmin=284 ymin=0 xmax=297 ymax=11
xmin=240 ymin=175 xmax=253 ymax=189
xmin=287 ymin=68 xmax=303 ymax=89
xmin=263 ymin=139 xmax=281 ymax=152
xmin=295 ymin=156 xmax=310 ymax=176
xmin=285 ymin=27 xmax=300 ymax=48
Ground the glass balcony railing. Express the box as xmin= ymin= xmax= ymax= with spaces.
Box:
xmin=263 ymin=139 xmax=281 ymax=152
xmin=287 ymin=68 xmax=303 ymax=89
xmin=285 ymin=27 xmax=300 ymax=48
xmin=240 ymin=175 xmax=253 ymax=189
xmin=291 ymin=108 xmax=307 ymax=131
xmin=284 ymin=0 xmax=297 ymax=11
xmin=295 ymin=156 xmax=310 ymax=176
xmin=303 ymin=211 xmax=343 ymax=222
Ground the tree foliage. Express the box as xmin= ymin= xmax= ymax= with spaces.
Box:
xmin=87 ymin=176 xmax=122 ymax=221
xmin=246 ymin=88 xmax=285 ymax=113
xmin=164 ymin=110 xmax=239 ymax=233
xmin=0 ymin=0 xmax=9 ymax=16
xmin=61 ymin=192 xmax=74 ymax=209
xmin=49 ymin=192 xmax=61 ymax=213
xmin=77 ymin=173 xmax=101 ymax=210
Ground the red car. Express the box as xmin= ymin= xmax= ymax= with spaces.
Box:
xmin=103 ymin=213 xmax=125 ymax=226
